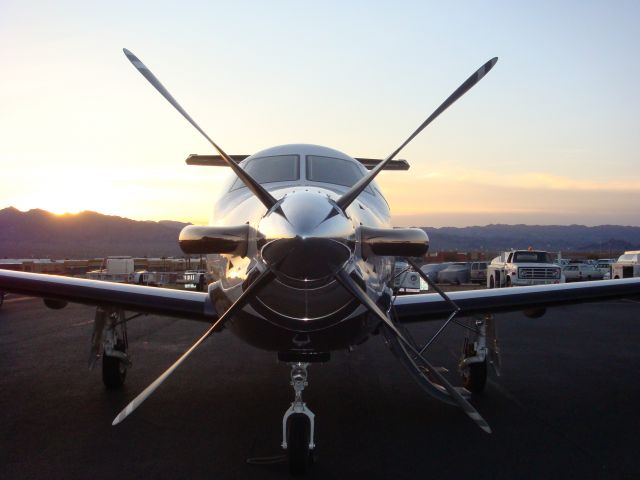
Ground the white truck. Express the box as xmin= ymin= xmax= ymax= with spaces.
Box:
xmin=177 ymin=270 xmax=208 ymax=291
xmin=86 ymin=257 xmax=135 ymax=283
xmin=487 ymin=249 xmax=564 ymax=288
xmin=392 ymin=261 xmax=422 ymax=292
xmin=611 ymin=251 xmax=640 ymax=279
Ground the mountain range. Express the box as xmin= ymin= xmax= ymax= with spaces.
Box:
xmin=1 ymin=207 xmax=639 ymax=259
xmin=0 ymin=207 xmax=188 ymax=258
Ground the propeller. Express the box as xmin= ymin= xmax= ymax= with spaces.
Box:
xmin=334 ymin=269 xmax=491 ymax=434
xmin=122 ymin=48 xmax=278 ymax=211
xmin=112 ymin=267 xmax=275 ymax=425
xmin=336 ymin=57 xmax=498 ymax=212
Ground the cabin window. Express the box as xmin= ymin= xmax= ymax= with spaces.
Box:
xmin=230 ymin=155 xmax=300 ymax=191
xmin=306 ymin=155 xmax=375 ymax=194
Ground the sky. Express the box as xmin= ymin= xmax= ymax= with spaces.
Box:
xmin=1 ymin=1 xmax=639 ymax=227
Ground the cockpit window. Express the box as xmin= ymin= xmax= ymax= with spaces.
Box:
xmin=306 ymin=155 xmax=371 ymax=190
xmin=230 ymin=155 xmax=299 ymax=191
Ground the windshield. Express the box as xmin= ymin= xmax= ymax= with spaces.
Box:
xmin=513 ymin=251 xmax=553 ymax=263
xmin=306 ymin=155 xmax=365 ymax=187
xmin=230 ymin=155 xmax=300 ymax=190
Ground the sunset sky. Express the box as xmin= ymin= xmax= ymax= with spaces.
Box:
xmin=1 ymin=1 xmax=639 ymax=227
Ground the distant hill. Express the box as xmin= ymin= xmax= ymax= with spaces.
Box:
xmin=423 ymin=224 xmax=640 ymax=253
xmin=2 ymin=207 xmax=639 ymax=259
xmin=0 ymin=207 xmax=190 ymax=258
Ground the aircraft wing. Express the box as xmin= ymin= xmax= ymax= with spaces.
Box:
xmin=0 ymin=270 xmax=217 ymax=321
xmin=185 ymin=154 xmax=410 ymax=170
xmin=393 ymin=278 xmax=640 ymax=323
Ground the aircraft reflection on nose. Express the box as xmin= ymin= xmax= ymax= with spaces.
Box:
xmin=258 ymin=190 xmax=355 ymax=281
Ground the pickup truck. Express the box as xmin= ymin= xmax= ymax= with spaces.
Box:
xmin=487 ymin=250 xmax=564 ymax=288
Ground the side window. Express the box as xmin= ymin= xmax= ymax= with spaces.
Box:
xmin=507 ymin=253 xmax=513 ymax=263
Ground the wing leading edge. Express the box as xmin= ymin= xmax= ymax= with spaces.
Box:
xmin=393 ymin=278 xmax=640 ymax=323
xmin=0 ymin=270 xmax=217 ymax=321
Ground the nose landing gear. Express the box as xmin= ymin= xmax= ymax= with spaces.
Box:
xmin=281 ymin=362 xmax=316 ymax=475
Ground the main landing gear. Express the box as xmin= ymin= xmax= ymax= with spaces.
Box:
xmin=90 ymin=307 xmax=132 ymax=389
xmin=281 ymin=362 xmax=316 ymax=476
xmin=459 ymin=314 xmax=500 ymax=393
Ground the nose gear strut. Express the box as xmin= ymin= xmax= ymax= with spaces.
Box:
xmin=281 ymin=362 xmax=316 ymax=475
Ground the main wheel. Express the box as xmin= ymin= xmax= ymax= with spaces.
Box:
xmin=287 ymin=413 xmax=311 ymax=476
xmin=461 ymin=340 xmax=487 ymax=394
xmin=463 ymin=360 xmax=487 ymax=393
xmin=489 ymin=276 xmax=495 ymax=288
xmin=102 ymin=340 xmax=127 ymax=389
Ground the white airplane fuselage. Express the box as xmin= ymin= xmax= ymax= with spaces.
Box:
xmin=206 ymin=144 xmax=396 ymax=353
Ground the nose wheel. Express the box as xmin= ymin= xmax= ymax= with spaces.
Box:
xmin=282 ymin=362 xmax=315 ymax=475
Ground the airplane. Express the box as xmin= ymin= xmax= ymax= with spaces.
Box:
xmin=1 ymin=49 xmax=639 ymax=475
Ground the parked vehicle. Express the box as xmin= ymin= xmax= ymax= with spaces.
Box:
xmin=611 ymin=251 xmax=640 ymax=279
xmin=438 ymin=263 xmax=471 ymax=285
xmin=487 ymin=249 xmax=563 ymax=288
xmin=562 ymin=264 xmax=604 ymax=282
xmin=178 ymin=270 xmax=208 ymax=291
xmin=420 ymin=263 xmax=451 ymax=283
xmin=469 ymin=261 xmax=488 ymax=284
xmin=86 ymin=257 xmax=135 ymax=283
xmin=595 ymin=260 xmax=614 ymax=277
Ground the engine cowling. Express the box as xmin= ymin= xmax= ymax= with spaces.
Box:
xmin=360 ymin=227 xmax=429 ymax=259
xmin=179 ymin=225 xmax=249 ymax=257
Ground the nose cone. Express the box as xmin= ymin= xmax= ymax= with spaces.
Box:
xmin=259 ymin=191 xmax=355 ymax=282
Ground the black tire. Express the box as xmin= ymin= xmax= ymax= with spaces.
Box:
xmin=102 ymin=341 xmax=127 ymax=389
xmin=489 ymin=276 xmax=495 ymax=289
xmin=462 ymin=341 xmax=487 ymax=394
xmin=287 ymin=413 xmax=311 ymax=476
xmin=463 ymin=360 xmax=487 ymax=393
xmin=505 ymin=276 xmax=512 ymax=288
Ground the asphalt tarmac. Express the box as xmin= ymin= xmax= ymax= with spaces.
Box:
xmin=1 ymin=294 xmax=639 ymax=479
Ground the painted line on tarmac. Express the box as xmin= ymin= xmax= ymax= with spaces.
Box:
xmin=4 ymin=296 xmax=36 ymax=304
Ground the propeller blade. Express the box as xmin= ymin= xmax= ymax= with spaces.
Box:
xmin=334 ymin=269 xmax=491 ymax=434
xmin=122 ymin=49 xmax=278 ymax=211
xmin=112 ymin=268 xmax=275 ymax=426
xmin=336 ymin=57 xmax=498 ymax=211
